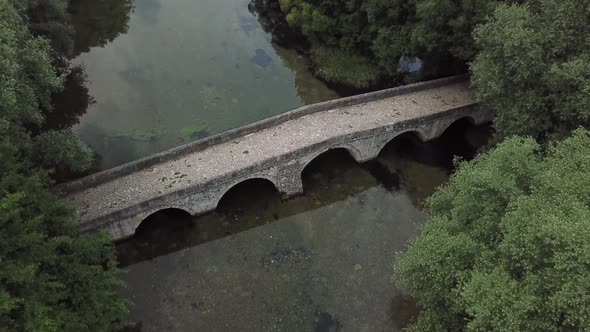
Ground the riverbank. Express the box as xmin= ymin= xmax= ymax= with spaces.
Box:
xmin=248 ymin=0 xmax=397 ymax=94
xmin=248 ymin=0 xmax=470 ymax=94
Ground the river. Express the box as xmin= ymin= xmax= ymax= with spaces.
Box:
xmin=73 ymin=0 xmax=338 ymax=169
xmin=69 ymin=0 xmax=490 ymax=330
xmin=116 ymin=120 xmax=489 ymax=331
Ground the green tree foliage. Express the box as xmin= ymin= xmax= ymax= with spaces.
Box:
xmin=363 ymin=0 xmax=417 ymax=75
xmin=0 ymin=140 xmax=128 ymax=331
xmin=0 ymin=0 xmax=61 ymax=127
xmin=279 ymin=0 xmax=369 ymax=49
xmin=278 ymin=0 xmax=399 ymax=87
xmin=0 ymin=0 xmax=93 ymax=176
xmin=395 ymin=129 xmax=590 ymax=331
xmin=10 ymin=0 xmax=97 ymax=160
xmin=273 ymin=0 xmax=510 ymax=87
xmin=0 ymin=3 xmax=128 ymax=329
xmin=410 ymin=0 xmax=507 ymax=63
xmin=278 ymin=0 xmax=379 ymax=87
xmin=310 ymin=47 xmax=381 ymax=88
xmin=31 ymin=129 xmax=94 ymax=175
xmin=471 ymin=1 xmax=590 ymax=141
xmin=42 ymin=65 xmax=95 ymax=131
xmin=20 ymin=0 xmax=74 ymax=57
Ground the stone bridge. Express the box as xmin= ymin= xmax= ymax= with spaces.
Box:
xmin=61 ymin=75 xmax=491 ymax=241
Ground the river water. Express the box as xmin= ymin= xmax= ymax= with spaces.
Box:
xmin=73 ymin=0 xmax=338 ymax=169
xmin=116 ymin=121 xmax=489 ymax=331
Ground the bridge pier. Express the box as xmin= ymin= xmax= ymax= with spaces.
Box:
xmin=348 ymin=136 xmax=392 ymax=163
xmin=277 ymin=162 xmax=304 ymax=199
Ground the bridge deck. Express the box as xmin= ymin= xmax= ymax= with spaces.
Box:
xmin=66 ymin=81 xmax=473 ymax=223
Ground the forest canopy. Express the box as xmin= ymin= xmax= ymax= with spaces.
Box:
xmin=395 ymin=129 xmax=590 ymax=331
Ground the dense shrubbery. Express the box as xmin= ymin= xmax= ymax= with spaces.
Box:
xmin=310 ymin=47 xmax=381 ymax=88
xmin=471 ymin=0 xmax=590 ymax=142
xmin=274 ymin=0 xmax=513 ymax=88
xmin=395 ymin=129 xmax=590 ymax=331
xmin=274 ymin=0 xmax=590 ymax=139
xmin=0 ymin=0 xmax=93 ymax=176
xmin=0 ymin=141 xmax=128 ymax=331
xmin=0 ymin=0 xmax=129 ymax=329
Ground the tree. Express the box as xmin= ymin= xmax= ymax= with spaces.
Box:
xmin=0 ymin=0 xmax=94 ymax=177
xmin=278 ymin=0 xmax=381 ymax=88
xmin=0 ymin=2 xmax=129 ymax=328
xmin=363 ymin=0 xmax=416 ymax=75
xmin=471 ymin=0 xmax=590 ymax=141
xmin=41 ymin=65 xmax=95 ymax=132
xmin=30 ymin=129 xmax=94 ymax=176
xmin=9 ymin=1 xmax=96 ymax=164
xmin=266 ymin=0 xmax=517 ymax=88
xmin=0 ymin=140 xmax=129 ymax=331
xmin=395 ymin=129 xmax=590 ymax=331
xmin=19 ymin=0 xmax=74 ymax=58
xmin=0 ymin=0 xmax=61 ymax=128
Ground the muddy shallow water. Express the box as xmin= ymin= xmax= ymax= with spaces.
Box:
xmin=117 ymin=122 xmax=490 ymax=331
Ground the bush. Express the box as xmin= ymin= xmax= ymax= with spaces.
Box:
xmin=471 ymin=1 xmax=590 ymax=141
xmin=310 ymin=47 xmax=381 ymax=88
xmin=0 ymin=141 xmax=129 ymax=331
xmin=395 ymin=129 xmax=590 ymax=331
xmin=31 ymin=129 xmax=93 ymax=174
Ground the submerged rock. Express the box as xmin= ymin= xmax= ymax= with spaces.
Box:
xmin=250 ymin=48 xmax=273 ymax=68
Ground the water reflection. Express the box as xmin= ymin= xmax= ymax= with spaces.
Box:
xmin=69 ymin=0 xmax=134 ymax=56
xmin=72 ymin=0 xmax=339 ymax=169
xmin=117 ymin=123 xmax=490 ymax=331
xmin=271 ymin=44 xmax=339 ymax=105
xmin=135 ymin=0 xmax=161 ymax=25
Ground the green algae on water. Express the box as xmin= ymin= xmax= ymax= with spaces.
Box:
xmin=110 ymin=128 xmax=167 ymax=142
xmin=179 ymin=123 xmax=209 ymax=140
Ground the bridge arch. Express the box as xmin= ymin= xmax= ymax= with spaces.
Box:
xmin=377 ymin=130 xmax=427 ymax=157
xmin=299 ymin=147 xmax=360 ymax=193
xmin=215 ymin=177 xmax=281 ymax=210
xmin=133 ymin=207 xmax=194 ymax=238
xmin=300 ymin=146 xmax=361 ymax=176
xmin=439 ymin=116 xmax=477 ymax=137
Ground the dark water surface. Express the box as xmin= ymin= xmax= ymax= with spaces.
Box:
xmin=117 ymin=122 xmax=490 ymax=331
xmin=72 ymin=0 xmax=339 ymax=169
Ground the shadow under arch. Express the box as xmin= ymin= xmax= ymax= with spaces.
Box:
xmin=117 ymin=208 xmax=198 ymax=265
xmin=378 ymin=131 xmax=426 ymax=158
xmin=134 ymin=208 xmax=195 ymax=238
xmin=435 ymin=116 xmax=491 ymax=163
xmin=301 ymin=148 xmax=359 ymax=191
xmin=439 ymin=116 xmax=477 ymax=139
xmin=216 ymin=178 xmax=281 ymax=213
xmin=378 ymin=116 xmax=491 ymax=170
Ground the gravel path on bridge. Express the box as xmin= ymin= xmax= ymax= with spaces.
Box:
xmin=67 ymin=81 xmax=473 ymax=221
